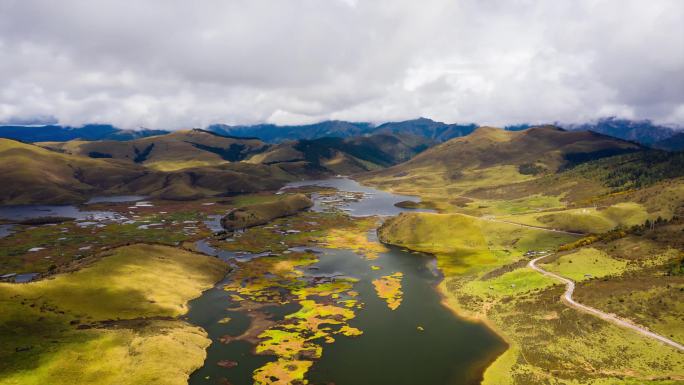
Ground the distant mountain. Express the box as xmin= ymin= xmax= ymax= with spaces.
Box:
xmin=5 ymin=117 xmax=677 ymax=148
xmin=373 ymin=118 xmax=478 ymax=142
xmin=0 ymin=124 xmax=169 ymax=142
xmin=654 ymin=132 xmax=684 ymax=151
xmin=562 ymin=117 xmax=676 ymax=145
xmin=208 ymin=121 xmax=374 ymax=143
xmin=210 ymin=118 xmax=477 ymax=143
xmin=246 ymin=132 xmax=434 ymax=175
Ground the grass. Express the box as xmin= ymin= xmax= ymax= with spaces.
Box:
xmin=469 ymin=194 xmax=565 ymax=216
xmin=378 ymin=212 xmax=684 ymax=384
xmin=499 ymin=202 xmax=649 ymax=234
xmin=543 ymin=247 xmax=628 ymax=281
xmin=464 ymin=268 xmax=555 ymax=297
xmin=0 ymin=244 xmax=228 ymax=385
xmin=145 ymin=159 xmax=224 ymax=171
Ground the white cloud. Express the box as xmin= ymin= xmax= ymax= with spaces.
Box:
xmin=0 ymin=0 xmax=682 ymax=129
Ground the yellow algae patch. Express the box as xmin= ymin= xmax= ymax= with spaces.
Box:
xmin=253 ymin=359 xmax=313 ymax=385
xmin=256 ymin=329 xmax=322 ymax=359
xmin=339 ymin=325 xmax=363 ymax=337
xmin=291 ymin=280 xmax=357 ymax=300
xmin=217 ymin=317 xmax=232 ymax=324
xmin=319 ymin=217 xmax=389 ymax=260
xmin=371 ymin=265 xmax=381 ymax=270
xmin=224 ymin=250 xmax=364 ymax=385
xmin=373 ymin=272 xmax=404 ymax=310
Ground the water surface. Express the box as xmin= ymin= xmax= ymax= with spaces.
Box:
xmin=0 ymin=204 xmax=124 ymax=222
xmin=187 ymin=178 xmax=505 ymax=385
xmin=283 ymin=177 xmax=433 ymax=216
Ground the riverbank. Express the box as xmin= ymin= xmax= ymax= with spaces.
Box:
xmin=0 ymin=244 xmax=229 ymax=385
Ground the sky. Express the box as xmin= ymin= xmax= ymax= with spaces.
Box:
xmin=0 ymin=0 xmax=682 ymax=130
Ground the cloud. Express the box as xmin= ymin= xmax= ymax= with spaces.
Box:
xmin=0 ymin=0 xmax=682 ymax=129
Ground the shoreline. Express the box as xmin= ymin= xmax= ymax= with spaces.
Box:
xmin=435 ymin=279 xmax=514 ymax=384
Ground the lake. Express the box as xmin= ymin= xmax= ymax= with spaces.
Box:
xmin=187 ymin=178 xmax=505 ymax=385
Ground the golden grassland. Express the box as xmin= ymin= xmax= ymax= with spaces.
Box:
xmin=378 ymin=212 xmax=684 ymax=385
xmin=0 ymin=244 xmax=228 ymax=385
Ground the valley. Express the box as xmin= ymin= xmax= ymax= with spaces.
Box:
xmin=1 ymin=125 xmax=682 ymax=385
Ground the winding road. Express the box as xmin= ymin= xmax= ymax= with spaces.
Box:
xmin=529 ymin=254 xmax=684 ymax=352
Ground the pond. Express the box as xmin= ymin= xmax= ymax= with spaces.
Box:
xmin=187 ymin=178 xmax=505 ymax=385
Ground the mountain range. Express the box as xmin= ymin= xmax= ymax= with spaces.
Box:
xmin=4 ymin=117 xmax=679 ymax=149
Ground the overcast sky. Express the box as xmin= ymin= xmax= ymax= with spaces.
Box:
xmin=0 ymin=0 xmax=682 ymax=129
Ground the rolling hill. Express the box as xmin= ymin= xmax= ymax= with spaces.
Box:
xmin=0 ymin=138 xmax=294 ymax=204
xmin=0 ymin=129 xmax=433 ymax=204
xmin=360 ymin=126 xmax=644 ymax=214
xmin=38 ymin=129 xmax=269 ymax=171
xmin=0 ymin=139 xmax=147 ymax=205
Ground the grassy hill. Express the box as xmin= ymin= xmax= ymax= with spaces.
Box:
xmin=0 ymin=139 xmax=147 ymax=205
xmin=377 ymin=211 xmax=684 ymax=385
xmin=0 ymin=244 xmax=228 ymax=385
xmin=360 ymin=126 xmax=641 ymax=212
xmin=1 ymin=129 xmax=433 ymax=205
xmin=39 ymin=129 xmax=269 ymax=172
xmin=0 ymin=138 xmax=295 ymax=204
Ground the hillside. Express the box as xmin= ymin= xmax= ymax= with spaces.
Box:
xmin=246 ymin=132 xmax=433 ymax=175
xmin=0 ymin=139 xmax=147 ymax=205
xmin=361 ymin=126 xmax=641 ymax=201
xmin=39 ymin=129 xmax=269 ymax=171
xmin=0 ymin=138 xmax=298 ymax=204
xmin=0 ymin=129 xmax=432 ymax=204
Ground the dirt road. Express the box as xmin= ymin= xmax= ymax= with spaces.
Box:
xmin=529 ymin=254 xmax=684 ymax=351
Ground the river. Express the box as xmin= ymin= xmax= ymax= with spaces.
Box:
xmin=186 ymin=178 xmax=505 ymax=385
